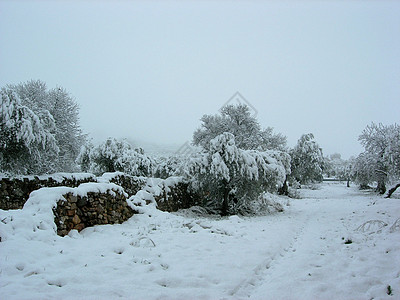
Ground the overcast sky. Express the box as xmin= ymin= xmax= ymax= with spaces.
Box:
xmin=1 ymin=0 xmax=399 ymax=159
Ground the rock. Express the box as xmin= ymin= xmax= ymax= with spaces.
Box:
xmin=72 ymin=214 xmax=81 ymax=225
xmin=74 ymin=223 xmax=85 ymax=231
xmin=77 ymin=197 xmax=87 ymax=207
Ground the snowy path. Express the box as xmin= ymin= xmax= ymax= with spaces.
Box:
xmin=237 ymin=186 xmax=400 ymax=300
xmin=1 ymin=183 xmax=399 ymax=299
xmin=238 ymin=189 xmax=370 ymax=299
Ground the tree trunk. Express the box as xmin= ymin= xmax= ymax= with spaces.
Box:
xmin=278 ymin=178 xmax=289 ymax=196
xmin=385 ymin=183 xmax=400 ymax=198
xmin=376 ymin=180 xmax=386 ymax=194
xmin=221 ymin=180 xmax=230 ymax=216
xmin=375 ymin=162 xmax=387 ymax=195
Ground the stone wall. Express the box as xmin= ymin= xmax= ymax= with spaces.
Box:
xmin=53 ymin=187 xmax=134 ymax=237
xmin=99 ymin=172 xmax=147 ymax=197
xmin=0 ymin=173 xmax=147 ymax=210
xmin=155 ymin=181 xmax=201 ymax=212
xmin=0 ymin=174 xmax=96 ymax=210
xmin=0 ymin=173 xmax=201 ymax=236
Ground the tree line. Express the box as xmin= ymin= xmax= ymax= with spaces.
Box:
xmin=1 ymin=80 xmax=399 ymax=214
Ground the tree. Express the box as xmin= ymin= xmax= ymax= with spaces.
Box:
xmin=77 ymin=138 xmax=154 ymax=177
xmin=323 ymin=153 xmax=352 ymax=186
xmin=47 ymin=87 xmax=84 ymax=172
xmin=153 ymin=155 xmax=185 ymax=179
xmin=0 ymin=80 xmax=85 ymax=174
xmin=0 ymin=87 xmax=59 ymax=174
xmin=335 ymin=158 xmax=353 ymax=188
xmin=76 ymin=140 xmax=95 ymax=173
xmin=187 ymin=132 xmax=288 ymax=215
xmin=352 ymin=152 xmax=376 ymax=189
xmin=193 ymin=104 xmax=287 ymax=151
xmin=354 ymin=122 xmax=400 ymax=195
xmin=290 ymin=133 xmax=324 ymax=184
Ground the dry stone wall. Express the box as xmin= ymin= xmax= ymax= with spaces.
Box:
xmin=0 ymin=174 xmax=96 ymax=210
xmin=155 ymin=181 xmax=201 ymax=212
xmin=99 ymin=172 xmax=147 ymax=197
xmin=0 ymin=173 xmax=146 ymax=210
xmin=0 ymin=173 xmax=201 ymax=236
xmin=53 ymin=188 xmax=134 ymax=237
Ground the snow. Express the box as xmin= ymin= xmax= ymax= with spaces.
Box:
xmin=0 ymin=172 xmax=96 ymax=182
xmin=126 ymin=176 xmax=184 ymax=214
xmin=40 ymin=173 xmax=96 ymax=183
xmin=97 ymin=171 xmax=126 ymax=182
xmin=0 ymin=183 xmax=127 ymax=243
xmin=1 ymin=182 xmax=399 ymax=299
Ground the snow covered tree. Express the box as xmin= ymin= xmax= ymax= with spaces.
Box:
xmin=12 ymin=80 xmax=49 ymax=118
xmin=352 ymin=152 xmax=376 ymax=189
xmin=335 ymin=160 xmax=353 ymax=188
xmin=354 ymin=122 xmax=400 ymax=195
xmin=0 ymin=87 xmax=59 ymax=174
xmin=187 ymin=132 xmax=288 ymax=215
xmin=1 ymin=80 xmax=85 ymax=174
xmin=153 ymin=155 xmax=186 ymax=179
xmin=47 ymin=87 xmax=84 ymax=172
xmin=323 ymin=153 xmax=352 ymax=186
xmin=77 ymin=138 xmax=154 ymax=176
xmin=193 ymin=104 xmax=287 ymax=151
xmin=76 ymin=140 xmax=95 ymax=173
xmin=290 ymin=133 xmax=324 ymax=184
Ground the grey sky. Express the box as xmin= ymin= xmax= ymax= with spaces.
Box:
xmin=1 ymin=0 xmax=399 ymax=159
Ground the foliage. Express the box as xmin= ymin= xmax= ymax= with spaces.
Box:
xmin=323 ymin=153 xmax=353 ymax=182
xmin=352 ymin=152 xmax=376 ymax=188
xmin=232 ymin=192 xmax=286 ymax=216
xmin=186 ymin=132 xmax=288 ymax=215
xmin=0 ymin=87 xmax=59 ymax=174
xmin=193 ymin=104 xmax=287 ymax=151
xmin=47 ymin=87 xmax=85 ymax=172
xmin=353 ymin=122 xmax=400 ymax=193
xmin=77 ymin=138 xmax=153 ymax=177
xmin=153 ymin=155 xmax=185 ymax=179
xmin=0 ymin=80 xmax=84 ymax=174
xmin=290 ymin=133 xmax=324 ymax=184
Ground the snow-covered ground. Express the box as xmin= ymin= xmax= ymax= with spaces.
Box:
xmin=1 ymin=182 xmax=399 ymax=299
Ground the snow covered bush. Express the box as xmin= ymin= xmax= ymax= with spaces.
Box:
xmin=153 ymin=155 xmax=186 ymax=179
xmin=77 ymin=138 xmax=154 ymax=177
xmin=187 ymin=132 xmax=288 ymax=215
xmin=233 ymin=192 xmax=285 ymax=216
xmin=290 ymin=133 xmax=324 ymax=184
xmin=353 ymin=122 xmax=400 ymax=195
xmin=0 ymin=80 xmax=84 ymax=174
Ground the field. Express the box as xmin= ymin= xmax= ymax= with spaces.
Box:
xmin=1 ymin=182 xmax=399 ymax=299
